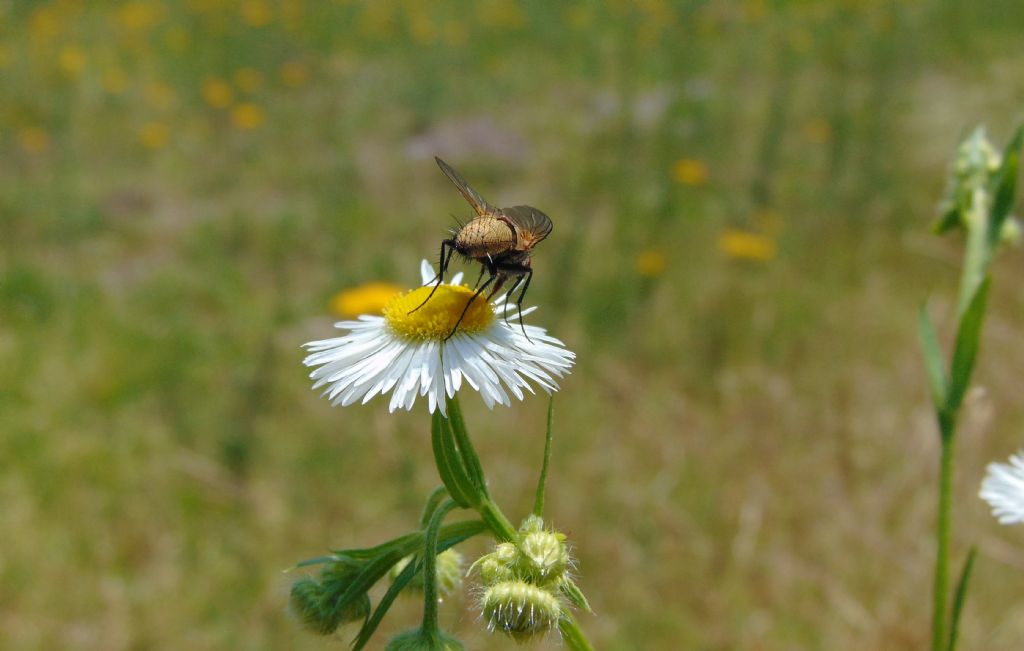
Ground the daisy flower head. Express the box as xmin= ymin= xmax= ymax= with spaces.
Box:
xmin=979 ymin=449 xmax=1024 ymax=525
xmin=303 ymin=260 xmax=574 ymax=416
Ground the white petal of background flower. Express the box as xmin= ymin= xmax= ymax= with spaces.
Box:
xmin=303 ymin=260 xmax=574 ymax=416
xmin=979 ymin=450 xmax=1024 ymax=525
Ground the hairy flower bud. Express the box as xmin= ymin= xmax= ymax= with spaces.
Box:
xmin=289 ymin=576 xmax=370 ymax=635
xmin=481 ymin=580 xmax=563 ymax=642
xmin=390 ymin=549 xmax=465 ymax=596
xmin=385 ymin=627 xmax=465 ymax=651
xmin=517 ymin=529 xmax=569 ymax=585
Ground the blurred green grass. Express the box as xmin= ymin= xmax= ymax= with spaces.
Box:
xmin=3 ymin=1 xmax=1024 ymax=649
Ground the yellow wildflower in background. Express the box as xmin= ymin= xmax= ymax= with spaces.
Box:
xmin=202 ymin=78 xmax=234 ymax=108
xmin=18 ymin=127 xmax=50 ymax=154
xmin=145 ymin=81 xmax=177 ymax=110
xmin=165 ymin=26 xmax=191 ymax=52
xmin=671 ymin=159 xmax=708 ymax=186
xmin=234 ymin=68 xmax=263 ymax=93
xmin=635 ymin=249 xmax=667 ymax=278
xmin=231 ymin=103 xmax=265 ymax=129
xmin=0 ymin=43 xmax=12 ymax=69
xmin=102 ymin=67 xmax=129 ymax=94
xmin=329 ymin=282 xmax=403 ymax=318
xmin=804 ymin=118 xmax=832 ymax=144
xmin=58 ymin=46 xmax=87 ymax=77
xmin=279 ymin=61 xmax=309 ymax=88
xmin=240 ymin=0 xmax=273 ymax=27
xmin=477 ymin=0 xmax=526 ymax=29
xmin=718 ymin=228 xmax=776 ymax=262
xmin=443 ymin=20 xmax=468 ymax=47
xmin=117 ymin=2 xmax=164 ymax=31
xmin=753 ymin=208 xmax=783 ymax=235
xmin=139 ymin=122 xmax=169 ymax=149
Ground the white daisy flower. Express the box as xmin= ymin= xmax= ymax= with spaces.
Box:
xmin=979 ymin=449 xmax=1024 ymax=525
xmin=303 ymin=260 xmax=575 ymax=416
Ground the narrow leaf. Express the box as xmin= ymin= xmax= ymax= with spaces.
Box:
xmin=560 ymin=577 xmax=592 ymax=613
xmin=351 ymin=517 xmax=484 ymax=651
xmin=351 ymin=557 xmax=419 ymax=651
xmin=419 ymin=486 xmax=449 ymax=529
xmin=946 ymin=546 xmax=978 ymax=651
xmin=331 ymin=521 xmax=487 ymax=615
xmin=946 ymin=277 xmax=991 ymax=412
xmin=533 ymin=397 xmax=555 ymax=517
xmin=988 ymin=125 xmax=1023 ymax=247
xmin=918 ymin=304 xmax=948 ymax=410
xmin=289 ymin=554 xmax=340 ymax=570
xmin=445 ymin=396 xmax=489 ymax=498
xmin=558 ymin=612 xmax=596 ymax=651
xmin=431 ymin=410 xmax=476 ymax=508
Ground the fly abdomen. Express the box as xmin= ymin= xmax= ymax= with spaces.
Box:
xmin=455 ymin=216 xmax=516 ymax=258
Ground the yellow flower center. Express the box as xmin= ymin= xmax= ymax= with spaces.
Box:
xmin=383 ymin=284 xmax=493 ymax=341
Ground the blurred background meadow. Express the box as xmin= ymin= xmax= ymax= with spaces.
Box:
xmin=3 ymin=0 xmax=1024 ymax=649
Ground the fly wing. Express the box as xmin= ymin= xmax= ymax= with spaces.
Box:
xmin=500 ymin=205 xmax=553 ymax=251
xmin=435 ymin=157 xmax=495 ymax=217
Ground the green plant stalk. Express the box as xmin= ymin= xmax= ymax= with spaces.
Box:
xmin=955 ymin=187 xmax=990 ymax=320
xmin=533 ymin=398 xmax=555 ymax=517
xmin=430 ymin=395 xmax=594 ymax=650
xmin=947 ymin=546 xmax=977 ymax=651
xmin=932 ymin=411 xmax=955 ymax=651
xmin=421 ymin=499 xmax=458 ymax=636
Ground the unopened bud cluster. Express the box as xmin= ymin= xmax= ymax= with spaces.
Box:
xmin=289 ymin=561 xmax=370 ymax=635
xmin=938 ymin=127 xmax=1020 ymax=244
xmin=389 ymin=549 xmax=465 ymax=596
xmin=473 ymin=516 xmax=573 ymax=642
xmin=385 ymin=627 xmax=465 ymax=651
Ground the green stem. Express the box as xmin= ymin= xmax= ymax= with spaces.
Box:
xmin=480 ymin=499 xmax=518 ymax=543
xmin=956 ymin=187 xmax=991 ymax=320
xmin=946 ymin=546 xmax=977 ymax=651
xmin=421 ymin=500 xmax=457 ymax=635
xmin=932 ymin=412 xmax=955 ymax=651
xmin=435 ymin=396 xmax=595 ymax=649
xmin=559 ymin=612 xmax=596 ymax=651
xmin=533 ymin=397 xmax=555 ymax=517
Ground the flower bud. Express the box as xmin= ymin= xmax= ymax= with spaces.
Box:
xmin=481 ymin=580 xmax=563 ymax=642
xmin=289 ymin=576 xmax=370 ymax=635
xmin=517 ymin=529 xmax=569 ymax=585
xmin=999 ymin=217 xmax=1021 ymax=246
xmin=385 ymin=628 xmax=465 ymax=651
xmin=389 ymin=550 xmax=465 ymax=596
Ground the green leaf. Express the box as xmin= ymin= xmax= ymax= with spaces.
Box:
xmin=431 ymin=410 xmax=477 ymax=508
xmin=419 ymin=486 xmax=450 ymax=529
xmin=445 ymin=396 xmax=489 ymax=499
xmin=918 ymin=304 xmax=948 ymax=409
xmin=533 ymin=397 xmax=555 ymax=517
xmin=987 ymin=125 xmax=1023 ymax=248
xmin=946 ymin=546 xmax=978 ymax=651
xmin=933 ymin=206 xmax=961 ymax=235
xmin=325 ymin=521 xmax=487 ymax=620
xmin=560 ymin=577 xmax=592 ymax=613
xmin=558 ymin=611 xmax=596 ymax=651
xmin=351 ymin=513 xmax=480 ymax=651
xmin=946 ymin=277 xmax=991 ymax=413
xmin=351 ymin=556 xmax=419 ymax=651
xmin=289 ymin=554 xmax=340 ymax=570
xmin=332 ymin=532 xmax=421 ymax=558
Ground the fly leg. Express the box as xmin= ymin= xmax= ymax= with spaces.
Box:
xmin=445 ymin=270 xmax=496 ymax=340
xmin=409 ymin=239 xmax=456 ymax=314
xmin=471 ymin=263 xmax=486 ymax=290
xmin=493 ymin=260 xmax=533 ymax=342
xmin=513 ymin=269 xmax=533 ymax=342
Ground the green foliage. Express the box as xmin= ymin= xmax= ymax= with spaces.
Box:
xmin=4 ymin=1 xmax=1024 ymax=649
